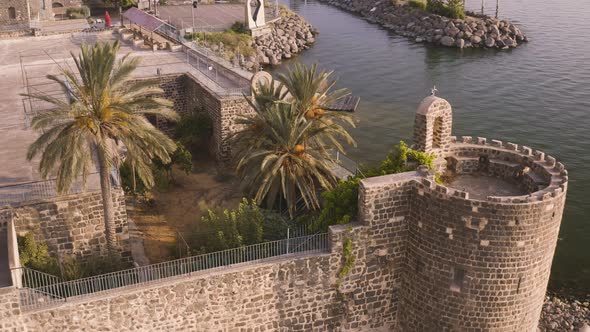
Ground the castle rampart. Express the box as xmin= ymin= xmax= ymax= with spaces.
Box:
xmin=0 ymin=96 xmax=567 ymax=331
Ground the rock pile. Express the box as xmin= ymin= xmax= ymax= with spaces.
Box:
xmin=539 ymin=296 xmax=590 ymax=331
xmin=253 ymin=9 xmax=317 ymax=66
xmin=320 ymin=0 xmax=527 ymax=49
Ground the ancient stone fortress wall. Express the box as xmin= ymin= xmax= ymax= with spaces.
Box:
xmin=398 ymin=95 xmax=568 ymax=331
xmin=0 ymin=96 xmax=567 ymax=331
xmin=0 ymin=189 xmax=131 ymax=262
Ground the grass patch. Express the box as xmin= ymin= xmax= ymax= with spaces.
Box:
xmin=185 ymin=24 xmax=255 ymax=62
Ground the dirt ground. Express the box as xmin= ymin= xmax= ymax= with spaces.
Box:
xmin=127 ymin=156 xmax=242 ymax=263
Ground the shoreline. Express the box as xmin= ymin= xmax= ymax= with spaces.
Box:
xmin=317 ymin=0 xmax=527 ymax=49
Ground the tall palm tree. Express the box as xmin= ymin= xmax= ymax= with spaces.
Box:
xmin=233 ymin=63 xmax=356 ymax=217
xmin=24 ymin=41 xmax=178 ymax=258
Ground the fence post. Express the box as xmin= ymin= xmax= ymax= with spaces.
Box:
xmin=286 ymin=228 xmax=290 ymax=254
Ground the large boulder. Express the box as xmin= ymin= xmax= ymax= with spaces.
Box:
xmin=470 ymin=35 xmax=482 ymax=45
xmin=455 ymin=38 xmax=465 ymax=49
xmin=441 ymin=36 xmax=455 ymax=47
xmin=485 ymin=37 xmax=496 ymax=48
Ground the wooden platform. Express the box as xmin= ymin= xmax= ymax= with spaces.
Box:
xmin=323 ymin=95 xmax=361 ymax=112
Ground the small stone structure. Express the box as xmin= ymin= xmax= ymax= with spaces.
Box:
xmin=0 ymin=189 xmax=131 ymax=262
xmin=0 ymin=96 xmax=568 ymax=331
xmin=0 ymin=0 xmax=82 ymax=35
xmin=143 ymin=73 xmax=253 ymax=163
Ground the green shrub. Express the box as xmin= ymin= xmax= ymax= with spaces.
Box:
xmin=153 ymin=142 xmax=193 ymax=182
xmin=66 ymin=6 xmax=90 ymax=19
xmin=174 ymin=111 xmax=212 ymax=153
xmin=18 ymin=233 xmax=128 ymax=281
xmin=375 ymin=141 xmax=435 ymax=175
xmin=409 ymin=0 xmax=427 ymax=10
xmin=192 ymin=198 xmax=265 ymax=253
xmin=230 ymin=21 xmax=247 ymax=34
xmin=447 ymin=0 xmax=465 ymax=19
xmin=310 ymin=177 xmax=361 ymax=232
xmin=18 ymin=233 xmax=60 ymax=276
xmin=426 ymin=0 xmax=464 ymax=19
xmin=311 ymin=141 xmax=435 ymax=231
xmin=187 ymin=199 xmax=298 ymax=254
xmin=184 ymin=30 xmax=255 ymax=60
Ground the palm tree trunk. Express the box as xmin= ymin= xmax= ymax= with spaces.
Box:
xmin=97 ymin=147 xmax=118 ymax=259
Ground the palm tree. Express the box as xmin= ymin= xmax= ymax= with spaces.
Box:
xmin=233 ymin=63 xmax=356 ymax=217
xmin=24 ymin=41 xmax=178 ymax=258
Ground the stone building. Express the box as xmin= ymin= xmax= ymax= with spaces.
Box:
xmin=0 ymin=95 xmax=568 ymax=331
xmin=0 ymin=0 xmax=82 ymax=29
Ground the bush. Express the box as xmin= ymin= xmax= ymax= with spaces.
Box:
xmin=409 ymin=0 xmax=427 ymax=10
xmin=192 ymin=198 xmax=265 ymax=253
xmin=18 ymin=233 xmax=128 ymax=281
xmin=184 ymin=30 xmax=255 ymax=60
xmin=18 ymin=233 xmax=60 ymax=276
xmin=66 ymin=6 xmax=90 ymax=19
xmin=153 ymin=142 xmax=193 ymax=182
xmin=310 ymin=141 xmax=435 ymax=231
xmin=426 ymin=0 xmax=464 ymax=19
xmin=447 ymin=0 xmax=465 ymax=19
xmin=187 ymin=199 xmax=299 ymax=254
xmin=230 ymin=21 xmax=247 ymax=34
xmin=174 ymin=111 xmax=212 ymax=153
xmin=310 ymin=177 xmax=361 ymax=232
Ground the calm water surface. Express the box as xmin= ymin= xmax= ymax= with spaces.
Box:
xmin=273 ymin=0 xmax=590 ymax=293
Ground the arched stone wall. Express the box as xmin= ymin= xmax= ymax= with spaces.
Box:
xmin=412 ymin=95 xmax=453 ymax=157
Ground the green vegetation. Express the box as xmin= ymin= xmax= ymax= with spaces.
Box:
xmin=18 ymin=233 xmax=127 ymax=281
xmin=426 ymin=0 xmax=465 ymax=19
xmin=184 ymin=27 xmax=255 ymax=62
xmin=24 ymin=41 xmax=178 ymax=258
xmin=310 ymin=177 xmax=361 ymax=232
xmin=188 ymin=199 xmax=292 ymax=254
xmin=338 ymin=235 xmax=355 ymax=280
xmin=174 ymin=111 xmax=212 ymax=152
xmin=153 ymin=142 xmax=193 ymax=181
xmin=409 ymin=0 xmax=427 ymax=10
xmin=66 ymin=6 xmax=90 ymax=19
xmin=232 ymin=63 xmax=356 ymax=217
xmin=310 ymin=141 xmax=435 ymax=231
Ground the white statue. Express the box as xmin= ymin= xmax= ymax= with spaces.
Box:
xmin=245 ymin=0 xmax=266 ymax=29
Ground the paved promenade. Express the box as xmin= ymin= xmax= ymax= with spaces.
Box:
xmin=0 ymin=31 xmax=248 ymax=187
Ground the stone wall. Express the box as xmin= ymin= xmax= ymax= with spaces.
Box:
xmin=0 ymin=223 xmax=403 ymax=331
xmin=0 ymin=189 xmax=131 ymax=262
xmin=144 ymin=73 xmax=254 ymax=164
xmin=0 ymin=0 xmax=30 ymax=25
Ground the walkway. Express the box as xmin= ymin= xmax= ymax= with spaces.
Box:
xmin=0 ymin=230 xmax=11 ymax=288
xmin=0 ymin=30 xmax=250 ymax=188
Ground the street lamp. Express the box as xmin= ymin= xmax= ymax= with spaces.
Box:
xmin=192 ymin=1 xmax=198 ymax=30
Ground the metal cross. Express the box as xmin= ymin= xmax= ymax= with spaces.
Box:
xmin=431 ymin=85 xmax=438 ymax=96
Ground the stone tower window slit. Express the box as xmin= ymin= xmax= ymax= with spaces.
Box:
xmin=432 ymin=116 xmax=444 ymax=148
xmin=517 ymin=277 xmax=522 ymax=294
xmin=450 ymin=267 xmax=465 ymax=292
xmin=8 ymin=7 xmax=16 ymax=19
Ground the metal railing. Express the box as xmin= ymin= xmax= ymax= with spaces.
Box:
xmin=15 ymin=233 xmax=329 ymax=311
xmin=333 ymin=150 xmax=362 ymax=177
xmin=0 ymin=171 xmax=118 ymax=207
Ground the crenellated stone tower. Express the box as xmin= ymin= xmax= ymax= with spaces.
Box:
xmin=364 ymin=94 xmax=569 ymax=331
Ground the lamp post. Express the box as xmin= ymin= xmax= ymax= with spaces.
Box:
xmin=192 ymin=1 xmax=198 ymax=31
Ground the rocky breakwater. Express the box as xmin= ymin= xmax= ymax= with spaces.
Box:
xmin=319 ymin=0 xmax=527 ymax=49
xmin=254 ymin=8 xmax=317 ymax=66
xmin=539 ymin=295 xmax=590 ymax=332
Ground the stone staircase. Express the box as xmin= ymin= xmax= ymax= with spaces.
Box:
xmin=0 ymin=230 xmax=11 ymax=288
